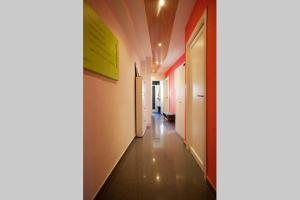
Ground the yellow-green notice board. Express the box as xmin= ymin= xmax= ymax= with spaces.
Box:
xmin=84 ymin=1 xmax=119 ymax=80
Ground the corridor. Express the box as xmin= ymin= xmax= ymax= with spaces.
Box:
xmin=95 ymin=114 xmax=216 ymax=200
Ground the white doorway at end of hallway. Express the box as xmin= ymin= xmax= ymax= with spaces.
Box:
xmin=152 ymin=81 xmax=162 ymax=114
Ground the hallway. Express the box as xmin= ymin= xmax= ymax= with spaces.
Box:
xmin=96 ymin=114 xmax=216 ymax=200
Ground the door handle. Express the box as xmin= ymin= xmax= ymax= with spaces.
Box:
xmin=197 ymin=94 xmax=205 ymax=97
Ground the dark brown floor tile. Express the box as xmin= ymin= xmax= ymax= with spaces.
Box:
xmin=95 ymin=113 xmax=216 ymax=200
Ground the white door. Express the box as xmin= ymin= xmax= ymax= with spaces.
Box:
xmin=160 ymin=81 xmax=164 ymax=114
xmin=175 ymin=65 xmax=185 ymax=140
xmin=163 ymin=79 xmax=169 ymax=113
xmin=190 ymin=27 xmax=206 ymax=172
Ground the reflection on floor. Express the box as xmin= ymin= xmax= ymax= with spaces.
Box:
xmin=96 ymin=113 xmax=216 ymax=200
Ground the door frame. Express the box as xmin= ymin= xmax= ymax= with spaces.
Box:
xmin=152 ymin=84 xmax=161 ymax=112
xmin=152 ymin=85 xmax=156 ymax=111
xmin=185 ymin=9 xmax=207 ymax=176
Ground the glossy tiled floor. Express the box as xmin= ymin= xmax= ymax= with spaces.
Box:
xmin=96 ymin=113 xmax=216 ymax=200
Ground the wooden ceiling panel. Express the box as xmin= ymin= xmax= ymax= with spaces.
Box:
xmin=144 ymin=0 xmax=179 ymax=72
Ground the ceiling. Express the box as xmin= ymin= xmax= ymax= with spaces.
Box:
xmin=105 ymin=0 xmax=152 ymax=62
xmin=157 ymin=0 xmax=196 ymax=74
xmin=144 ymin=0 xmax=179 ymax=73
xmin=105 ymin=0 xmax=196 ymax=76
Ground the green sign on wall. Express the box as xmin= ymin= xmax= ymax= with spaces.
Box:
xmin=84 ymin=1 xmax=119 ymax=80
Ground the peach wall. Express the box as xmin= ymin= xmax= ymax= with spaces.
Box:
xmin=84 ymin=1 xmax=139 ymax=200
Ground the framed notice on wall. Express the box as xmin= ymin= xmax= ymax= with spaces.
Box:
xmin=84 ymin=1 xmax=119 ymax=80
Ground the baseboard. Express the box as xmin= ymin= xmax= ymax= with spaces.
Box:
xmin=190 ymin=147 xmax=206 ymax=175
xmin=206 ymin=175 xmax=216 ymax=192
xmin=92 ymin=135 xmax=135 ymax=200
xmin=175 ymin=130 xmax=184 ymax=141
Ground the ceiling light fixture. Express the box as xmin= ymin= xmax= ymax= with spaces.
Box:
xmin=156 ymin=175 xmax=160 ymax=181
xmin=158 ymin=43 xmax=162 ymax=47
xmin=159 ymin=0 xmax=165 ymax=7
xmin=157 ymin=0 xmax=165 ymax=16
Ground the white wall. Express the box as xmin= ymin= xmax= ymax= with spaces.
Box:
xmin=151 ymin=73 xmax=164 ymax=81
xmin=175 ymin=65 xmax=186 ymax=139
xmin=140 ymin=58 xmax=152 ymax=126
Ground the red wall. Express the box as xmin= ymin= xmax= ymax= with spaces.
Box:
xmin=165 ymin=54 xmax=185 ymax=113
xmin=165 ymin=0 xmax=216 ymax=190
xmin=186 ymin=0 xmax=216 ymax=189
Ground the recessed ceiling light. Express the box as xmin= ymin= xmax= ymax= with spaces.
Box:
xmin=159 ymin=0 xmax=165 ymax=7
xmin=156 ymin=61 xmax=159 ymax=65
xmin=158 ymin=43 xmax=162 ymax=47
xmin=156 ymin=175 xmax=160 ymax=181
